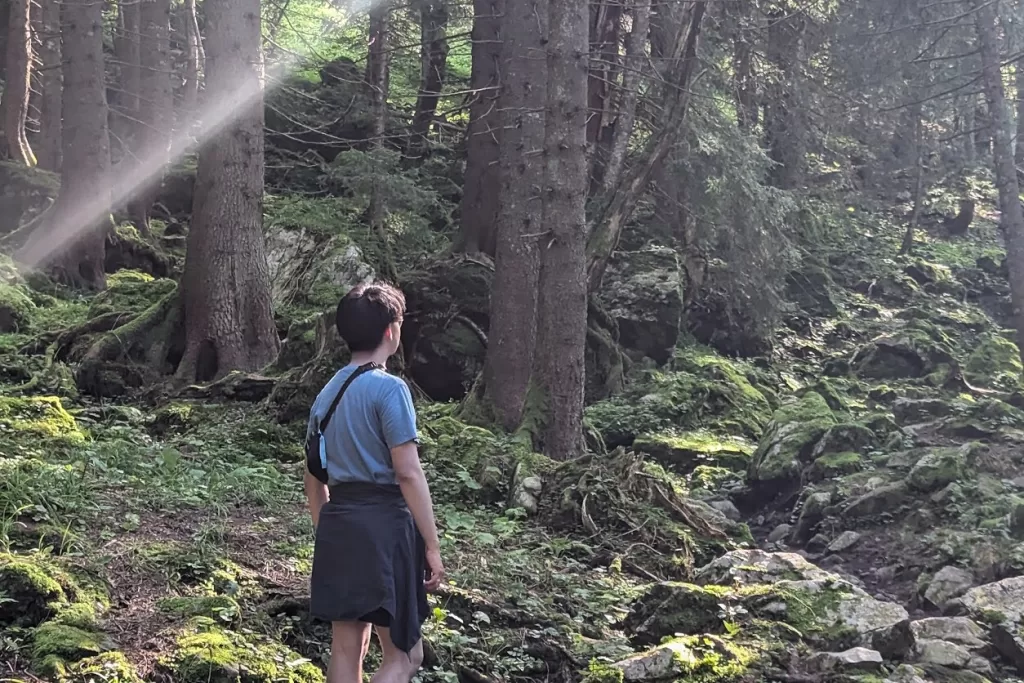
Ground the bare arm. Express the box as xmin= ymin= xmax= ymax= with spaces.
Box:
xmin=392 ymin=442 xmax=440 ymax=551
xmin=304 ymin=469 xmax=329 ymax=530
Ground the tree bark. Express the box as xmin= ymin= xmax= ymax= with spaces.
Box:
xmin=366 ymin=1 xmax=391 ymax=243
xmin=734 ymin=1 xmax=758 ymax=130
xmin=35 ymin=0 xmax=61 ymax=172
xmin=1017 ymin=59 xmax=1024 ymax=168
xmin=410 ymin=0 xmax=449 ymax=156
xmin=600 ymin=0 xmax=650 ymax=196
xmin=586 ymin=1 xmax=706 ymax=291
xmin=482 ymin=0 xmax=548 ymax=431
xmin=177 ymin=0 xmax=280 ymax=382
xmin=974 ymin=0 xmax=1024 ymax=366
xmin=586 ymin=0 xmax=622 ymax=188
xmin=455 ymin=0 xmax=503 ymax=256
xmin=181 ymin=0 xmax=205 ymax=138
xmin=128 ymin=0 xmax=173 ymax=235
xmin=2 ymin=0 xmax=35 ymax=165
xmin=17 ymin=0 xmax=111 ymax=290
xmin=111 ymin=0 xmax=140 ymax=163
xmin=764 ymin=2 xmax=806 ymax=190
xmin=534 ymin=0 xmax=589 ymax=460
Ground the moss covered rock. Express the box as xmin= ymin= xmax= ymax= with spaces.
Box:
xmin=853 ymin=320 xmax=955 ymax=381
xmin=157 ymin=595 xmax=240 ymax=622
xmin=907 ymin=447 xmax=970 ymax=493
xmin=747 ymin=392 xmax=836 ymax=499
xmin=612 ymin=635 xmax=758 ymax=682
xmin=965 ymin=334 xmax=1022 ymax=391
xmin=633 ymin=432 xmax=752 ymax=474
xmin=0 ymin=396 xmax=83 ymax=440
xmin=597 ymin=245 xmax=683 ymax=364
xmin=587 ymin=348 xmax=773 ymax=448
xmin=0 ymin=554 xmax=68 ymax=626
xmin=63 ymin=652 xmax=143 ymax=683
xmin=31 ymin=621 xmax=115 ymax=677
xmin=623 ymin=582 xmax=729 ymax=645
xmin=158 ymin=619 xmax=324 ymax=683
xmin=0 ymin=282 xmax=36 ymax=332
xmin=87 ymin=273 xmax=177 ymax=318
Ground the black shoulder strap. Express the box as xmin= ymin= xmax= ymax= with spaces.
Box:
xmin=319 ymin=362 xmax=383 ymax=434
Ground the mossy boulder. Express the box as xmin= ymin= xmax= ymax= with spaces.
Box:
xmin=785 ymin=266 xmax=840 ymax=317
xmin=150 ymin=402 xmax=198 ymax=436
xmin=103 ymin=225 xmax=172 ymax=278
xmin=747 ymin=392 xmax=836 ymax=500
xmin=87 ymin=273 xmax=177 ymax=318
xmin=811 ymin=423 xmax=877 ymax=459
xmin=63 ymin=652 xmax=144 ymax=683
xmin=633 ymin=432 xmax=752 ymax=474
xmin=0 ymin=282 xmax=36 ymax=332
xmin=905 ymin=260 xmax=953 ymax=286
xmin=0 ymin=396 xmax=82 ymax=440
xmin=907 ymin=446 xmax=970 ymax=493
xmin=0 ymin=554 xmax=68 ymax=627
xmin=810 ymin=451 xmax=864 ymax=479
xmin=157 ymin=595 xmax=240 ymax=622
xmin=587 ymin=349 xmax=773 ymax=448
xmin=597 ymin=245 xmax=683 ymax=364
xmin=623 ymin=582 xmax=729 ymax=645
xmin=31 ymin=621 xmax=115 ymax=677
xmin=853 ymin=320 xmax=955 ymax=381
xmin=612 ymin=635 xmax=758 ymax=682
xmin=965 ymin=334 xmax=1022 ymax=391
xmin=158 ymin=619 xmax=324 ymax=683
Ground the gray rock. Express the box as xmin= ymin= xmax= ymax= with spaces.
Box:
xmin=828 ymin=530 xmax=862 ymax=554
xmin=893 ymin=398 xmax=954 ymax=425
xmin=909 ymin=617 xmax=987 ymax=650
xmin=265 ymin=227 xmax=374 ymax=309
xmin=913 ymin=639 xmax=973 ymax=669
xmin=767 ymin=524 xmax=792 ymax=544
xmin=843 ymin=481 xmax=909 ymax=518
xmin=613 ymin=642 xmax=685 ymax=681
xmin=695 ymin=549 xmax=834 ymax=586
xmin=923 ymin=566 xmax=975 ymax=609
xmin=791 ymin=491 xmax=833 ymax=543
xmin=907 ymin=448 xmax=966 ymax=493
xmin=956 ymin=576 xmax=1024 ymax=627
xmin=807 ymin=533 xmax=830 ymax=553
xmin=992 ymin=623 xmax=1024 ymax=675
xmin=1010 ymin=502 xmax=1024 ymax=540
xmin=806 ymin=647 xmax=883 ymax=672
xmin=708 ymin=500 xmax=741 ymax=522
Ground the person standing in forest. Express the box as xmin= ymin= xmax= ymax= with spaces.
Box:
xmin=304 ymin=282 xmax=444 ymax=683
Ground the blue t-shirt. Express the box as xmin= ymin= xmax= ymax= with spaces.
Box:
xmin=307 ymin=365 xmax=418 ymax=486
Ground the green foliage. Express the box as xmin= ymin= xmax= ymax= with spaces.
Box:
xmin=157 ymin=595 xmax=240 ymax=623
xmin=62 ymin=652 xmax=143 ymax=683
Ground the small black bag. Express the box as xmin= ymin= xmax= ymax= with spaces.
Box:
xmin=305 ymin=362 xmax=382 ymax=484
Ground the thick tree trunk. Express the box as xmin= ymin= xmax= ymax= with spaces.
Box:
xmin=482 ymin=0 xmax=548 ymax=431
xmin=177 ymin=0 xmax=280 ymax=382
xmin=17 ymin=0 xmax=111 ymax=290
xmin=182 ymin=0 xmax=205 ymax=136
xmin=586 ymin=1 xmax=706 ymax=291
xmin=366 ymin=2 xmax=391 ymax=243
xmin=1017 ymin=60 xmax=1024 ymax=168
xmin=734 ymin=2 xmax=758 ymax=130
xmin=600 ymin=0 xmax=650 ymax=196
xmin=2 ymin=0 xmax=35 ymax=165
xmin=974 ymin=0 xmax=1024 ymax=366
xmin=35 ymin=0 xmax=61 ymax=172
xmin=586 ymin=0 xmax=622 ymax=188
xmin=534 ymin=0 xmax=589 ymax=460
xmin=455 ymin=0 xmax=503 ymax=256
xmin=410 ymin=0 xmax=449 ymax=156
xmin=128 ymin=0 xmax=173 ymax=235
xmin=111 ymin=0 xmax=140 ymax=163
xmin=764 ymin=3 xmax=806 ymax=190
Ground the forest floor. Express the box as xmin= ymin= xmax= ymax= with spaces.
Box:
xmin=2 ymin=181 xmax=1024 ymax=683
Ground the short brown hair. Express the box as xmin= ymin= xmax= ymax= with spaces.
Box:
xmin=335 ymin=282 xmax=405 ymax=352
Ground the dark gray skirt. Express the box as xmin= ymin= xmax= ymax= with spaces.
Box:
xmin=310 ymin=483 xmax=429 ymax=654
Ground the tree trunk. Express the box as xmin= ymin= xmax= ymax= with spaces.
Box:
xmin=534 ymin=0 xmax=589 ymax=460
xmin=482 ymin=0 xmax=548 ymax=431
xmin=586 ymin=1 xmax=706 ymax=291
xmin=600 ymin=0 xmax=650 ymax=196
xmin=17 ymin=0 xmax=111 ymax=290
xmin=2 ymin=0 xmax=35 ymax=165
xmin=455 ymin=0 xmax=503 ymax=256
xmin=35 ymin=0 xmax=61 ymax=172
xmin=962 ymin=92 xmax=977 ymax=166
xmin=586 ymin=0 xmax=622 ymax=188
xmin=128 ymin=0 xmax=173 ymax=235
xmin=764 ymin=3 xmax=806 ymax=190
xmin=410 ymin=0 xmax=449 ymax=157
xmin=111 ymin=0 xmax=140 ymax=163
xmin=366 ymin=1 xmax=391 ymax=244
xmin=974 ymin=0 xmax=1024 ymax=366
xmin=899 ymin=112 xmax=925 ymax=256
xmin=1017 ymin=59 xmax=1024 ymax=168
xmin=734 ymin=1 xmax=758 ymax=130
xmin=181 ymin=0 xmax=205 ymax=138
xmin=177 ymin=0 xmax=280 ymax=382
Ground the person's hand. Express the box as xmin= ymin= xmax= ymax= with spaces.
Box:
xmin=425 ymin=546 xmax=445 ymax=592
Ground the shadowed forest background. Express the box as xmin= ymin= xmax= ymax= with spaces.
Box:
xmin=2 ymin=0 xmax=1024 ymax=681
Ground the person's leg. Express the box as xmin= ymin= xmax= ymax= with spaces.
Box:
xmin=328 ymin=621 xmax=373 ymax=683
xmin=370 ymin=625 xmax=424 ymax=683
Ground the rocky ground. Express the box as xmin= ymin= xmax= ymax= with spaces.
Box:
xmin=1 ymin=183 xmax=1024 ymax=683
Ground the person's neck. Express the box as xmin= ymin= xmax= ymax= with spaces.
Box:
xmin=350 ymin=347 xmax=390 ymax=369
